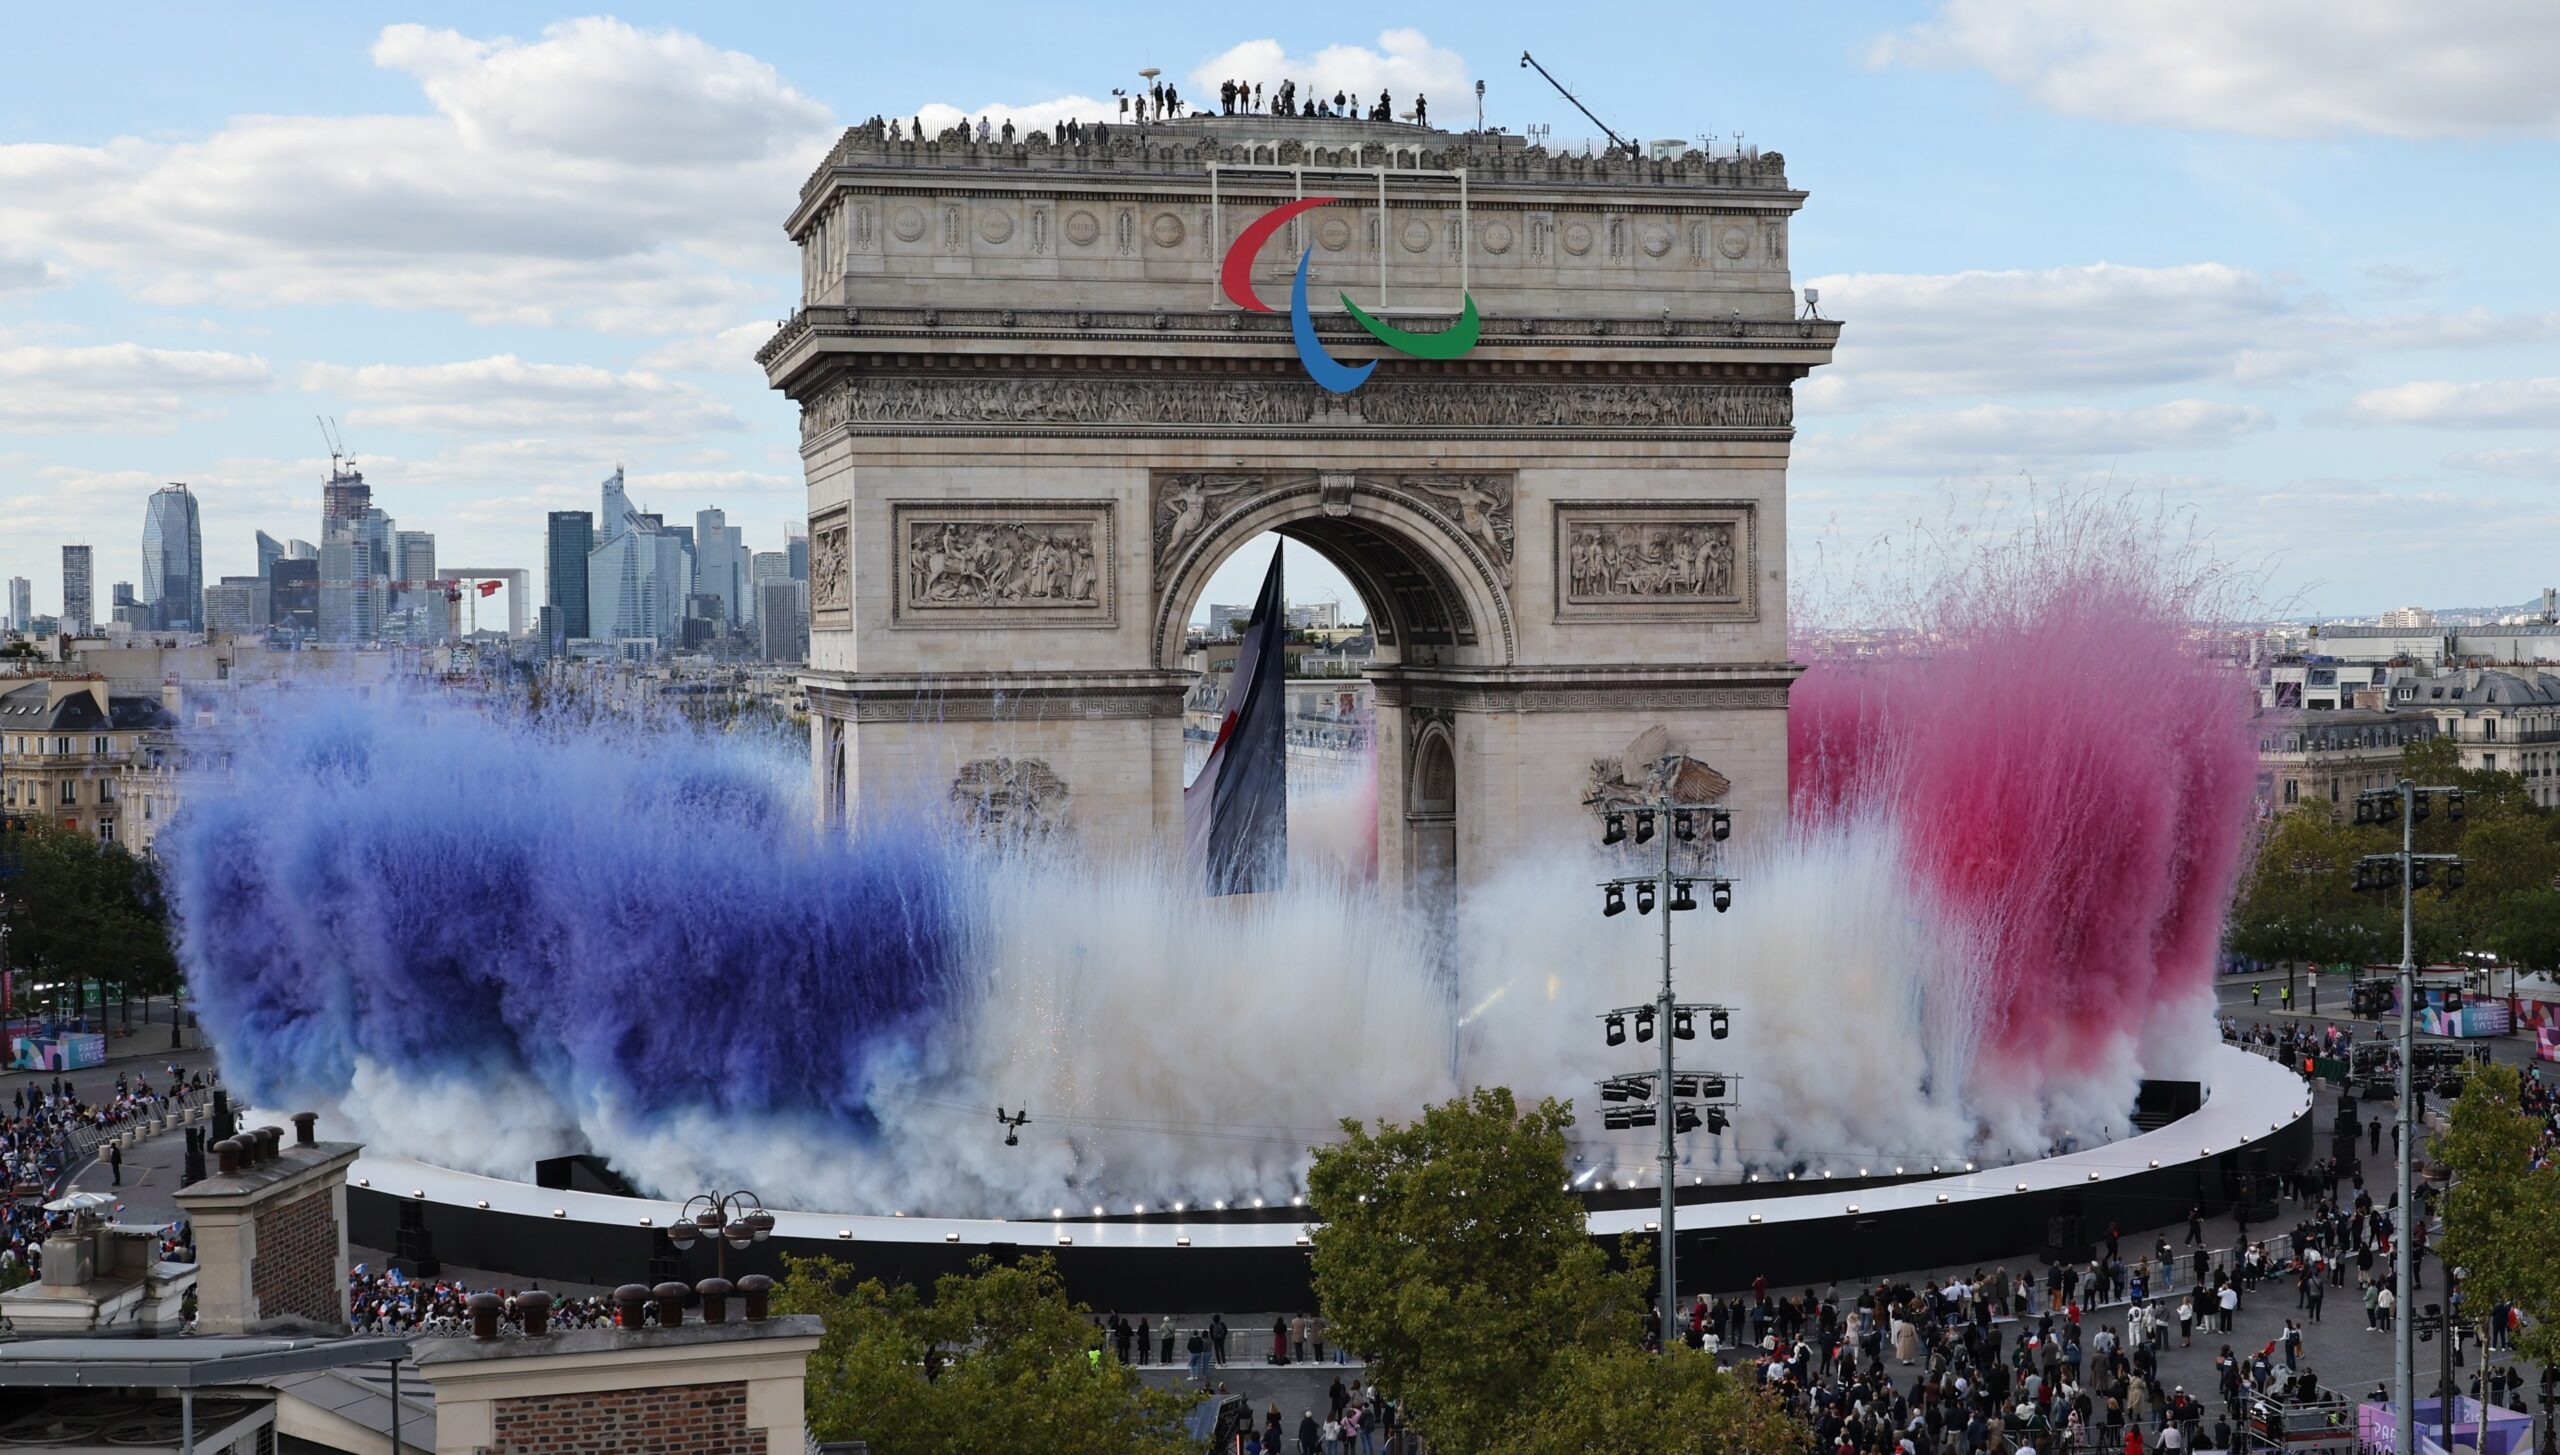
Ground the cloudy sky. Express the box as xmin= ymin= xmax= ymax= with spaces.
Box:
xmin=2 ymin=3 xmax=2555 ymax=623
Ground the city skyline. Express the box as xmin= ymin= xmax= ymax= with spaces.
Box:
xmin=3 ymin=7 xmax=2557 ymax=620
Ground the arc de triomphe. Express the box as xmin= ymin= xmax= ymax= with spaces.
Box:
xmin=761 ymin=116 xmax=1838 ymax=903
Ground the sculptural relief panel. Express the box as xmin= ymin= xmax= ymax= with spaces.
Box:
xmin=889 ymin=500 xmax=1116 ymax=628
xmin=809 ymin=506 xmax=852 ymax=624
xmin=1553 ymin=501 xmax=1757 ymax=623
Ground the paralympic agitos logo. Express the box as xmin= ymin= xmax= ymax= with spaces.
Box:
xmin=1220 ymin=197 xmax=1479 ymax=394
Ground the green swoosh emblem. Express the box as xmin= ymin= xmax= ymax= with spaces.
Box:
xmin=1339 ymin=292 xmax=1480 ymax=361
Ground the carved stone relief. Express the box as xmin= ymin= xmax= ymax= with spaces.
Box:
xmin=1063 ymin=209 xmax=1100 ymax=246
xmin=809 ymin=507 xmax=852 ymax=619
xmin=1151 ymin=474 xmax=1263 ymax=587
xmin=890 ymin=206 xmax=925 ymax=243
xmin=1582 ymin=725 xmax=1732 ymax=810
xmin=1554 ymin=501 xmax=1757 ymax=622
xmin=977 ymin=208 xmax=1014 ymax=245
xmin=950 ymin=757 xmax=1071 ymax=843
xmin=890 ymin=500 xmax=1115 ymax=627
xmin=1402 ymin=474 xmax=1517 ymax=585
xmin=800 ymin=376 xmax=1792 ymax=440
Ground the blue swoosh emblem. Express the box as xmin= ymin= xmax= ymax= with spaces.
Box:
xmin=1289 ymin=249 xmax=1374 ymax=395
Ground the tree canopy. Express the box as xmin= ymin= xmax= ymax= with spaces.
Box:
xmin=773 ymin=1252 xmax=1194 ymax=1455
xmin=2230 ymin=740 xmax=2560 ymax=970
xmin=1306 ymin=1086 xmax=1804 ymax=1454
xmin=0 ymin=820 xmax=180 ymax=1002
xmin=2431 ymin=1062 xmax=2560 ymax=1368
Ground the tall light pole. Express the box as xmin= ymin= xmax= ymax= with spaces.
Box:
xmin=2352 ymin=779 xmax=2464 ymax=1455
xmin=1596 ymin=796 xmax=1737 ymax=1343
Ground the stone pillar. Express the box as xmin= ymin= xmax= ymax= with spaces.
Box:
xmin=172 ymin=1130 xmax=359 ymax=1336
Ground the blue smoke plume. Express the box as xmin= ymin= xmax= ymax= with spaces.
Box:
xmin=165 ymin=691 xmax=966 ymax=1143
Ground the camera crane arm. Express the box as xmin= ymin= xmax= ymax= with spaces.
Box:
xmin=1518 ymin=51 xmax=1639 ymax=159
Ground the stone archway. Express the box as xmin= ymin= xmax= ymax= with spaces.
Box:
xmin=1149 ymin=469 xmax=1517 ymax=673
xmin=1153 ymin=469 xmax=1516 ymax=898
xmin=769 ymin=115 xmax=1833 ymax=898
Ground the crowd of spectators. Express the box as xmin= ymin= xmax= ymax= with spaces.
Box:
xmin=346 ymin=1268 xmax=619 ymax=1336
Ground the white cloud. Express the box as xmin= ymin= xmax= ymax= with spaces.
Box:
xmin=634 ymin=322 xmax=778 ymax=375
xmin=1802 ymin=263 xmax=2560 ymax=411
xmin=301 ymin=354 xmax=743 ymax=438
xmin=1872 ymin=1 xmax=2560 ymax=139
xmin=2447 ymin=447 xmax=2560 ymax=480
xmin=0 ymin=19 xmax=831 ymax=333
xmin=0 ymin=252 xmax=66 ymax=298
xmin=1797 ymin=399 xmax=2270 ymax=476
xmin=0 ymin=343 xmax=273 ymax=433
xmin=2346 ymin=378 xmax=2560 ymax=429
xmin=1188 ymin=29 xmax=1466 ymax=112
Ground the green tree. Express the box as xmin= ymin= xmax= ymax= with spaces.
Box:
xmin=1307 ymin=1087 xmax=1802 ymax=1454
xmin=771 ymin=1252 xmax=1193 ymax=1455
xmin=0 ymin=821 xmax=180 ymax=1005
xmin=1487 ymin=1343 xmax=1808 ymax=1455
xmin=2431 ymin=1063 xmax=2560 ymax=1367
xmin=2226 ymin=807 xmax=2387 ymax=969
xmin=2490 ymin=890 xmax=2560 ymax=976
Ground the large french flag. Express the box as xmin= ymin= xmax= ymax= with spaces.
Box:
xmin=1186 ymin=546 xmax=1289 ymax=895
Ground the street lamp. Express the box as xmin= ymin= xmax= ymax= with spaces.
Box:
xmin=1595 ymin=791 xmax=1737 ymax=1345
xmin=663 ymin=1189 xmax=773 ymax=1280
xmin=2352 ymin=778 xmax=2464 ymax=1455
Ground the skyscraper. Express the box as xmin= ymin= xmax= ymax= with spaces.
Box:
xmin=286 ymin=538 xmax=318 ymax=560
xmin=546 ymin=511 xmax=594 ymax=640
xmin=269 ymin=558 xmax=318 ymax=632
xmin=61 ymin=545 xmax=93 ymax=634
xmin=141 ymin=482 xmax=205 ymax=630
xmin=394 ymin=529 xmax=440 ymax=641
xmin=757 ymin=577 xmax=808 ymax=663
xmin=599 ymin=466 xmax=637 ymax=540
xmin=255 ymin=530 xmax=286 ymax=580
xmin=6 ymin=577 xmax=29 ymax=633
xmin=787 ymin=529 xmax=809 ymax=582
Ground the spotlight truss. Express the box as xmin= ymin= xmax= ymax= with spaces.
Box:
xmin=2353 ymin=852 xmax=2463 ymax=899
xmin=1597 ymin=875 xmax=1734 ymax=915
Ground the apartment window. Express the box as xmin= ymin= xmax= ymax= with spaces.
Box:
xmin=2283 ymin=779 xmax=2299 ymax=805
xmin=96 ymin=820 xmax=114 ymax=844
xmin=96 ymin=779 xmax=114 ymax=804
xmin=2485 ymin=719 xmax=2499 ymax=741
xmin=2484 ymin=753 xmax=2496 ymax=771
xmin=58 ymin=780 xmax=76 ymax=806
xmin=53 ymin=736 xmax=69 ymax=755
xmin=92 ymin=735 xmax=108 ymax=755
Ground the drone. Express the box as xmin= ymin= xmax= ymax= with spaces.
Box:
xmin=996 ymin=1105 xmax=1031 ymax=1147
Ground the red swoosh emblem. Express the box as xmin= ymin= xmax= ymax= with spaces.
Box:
xmin=1220 ymin=196 xmax=1338 ymax=312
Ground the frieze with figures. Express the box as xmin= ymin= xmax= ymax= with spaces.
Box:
xmin=1554 ymin=503 xmax=1757 ymax=622
xmin=890 ymin=501 xmax=1116 ymax=627
xmin=808 ymin=508 xmax=851 ymax=618
xmin=799 ymin=374 xmax=1794 ymax=440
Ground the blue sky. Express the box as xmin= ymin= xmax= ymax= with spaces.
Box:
xmin=3 ymin=3 xmax=2555 ymax=623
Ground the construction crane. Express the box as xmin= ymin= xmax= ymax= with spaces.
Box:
xmin=315 ymin=416 xmax=347 ymax=473
xmin=1518 ymin=51 xmax=1639 ymax=160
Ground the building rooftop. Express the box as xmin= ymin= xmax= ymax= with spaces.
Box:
xmin=408 ymin=1313 xmax=822 ymax=1367
xmin=0 ymin=1335 xmax=412 ymax=1388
